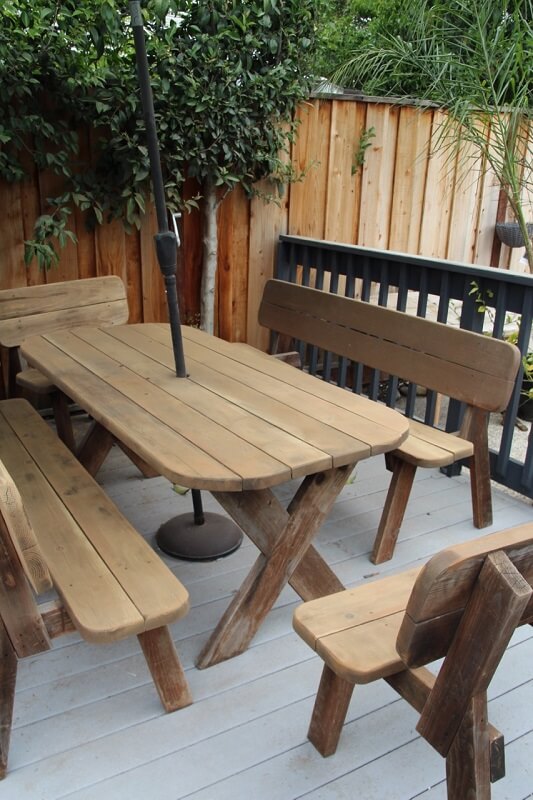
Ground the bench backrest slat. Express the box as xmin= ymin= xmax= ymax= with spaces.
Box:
xmin=0 ymin=276 xmax=129 ymax=348
xmin=396 ymin=523 xmax=533 ymax=667
xmin=259 ymin=280 xmax=520 ymax=412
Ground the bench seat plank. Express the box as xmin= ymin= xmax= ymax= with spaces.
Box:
xmin=293 ymin=567 xmax=422 ymax=683
xmin=398 ymin=420 xmax=474 ymax=467
xmin=0 ymin=400 xmax=189 ymax=642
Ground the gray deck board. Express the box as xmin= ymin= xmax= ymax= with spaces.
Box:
xmin=4 ymin=427 xmax=532 ymax=800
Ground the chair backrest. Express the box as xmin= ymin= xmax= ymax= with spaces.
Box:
xmin=0 ymin=275 xmax=129 ymax=349
xmin=396 ymin=523 xmax=533 ymax=668
xmin=259 ymin=279 xmax=520 ymax=412
xmin=0 ymin=459 xmax=52 ymax=658
xmin=396 ymin=524 xmax=533 ymax=758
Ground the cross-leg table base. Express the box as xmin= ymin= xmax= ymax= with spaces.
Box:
xmin=196 ymin=464 xmax=354 ymax=669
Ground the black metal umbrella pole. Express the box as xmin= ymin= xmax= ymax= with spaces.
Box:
xmin=130 ymin=0 xmax=186 ymax=378
xmin=129 ymin=2 xmax=242 ymax=560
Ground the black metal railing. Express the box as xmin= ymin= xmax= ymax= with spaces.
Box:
xmin=276 ymin=234 xmax=533 ymax=499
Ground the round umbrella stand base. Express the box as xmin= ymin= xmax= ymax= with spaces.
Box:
xmin=156 ymin=512 xmax=243 ymax=561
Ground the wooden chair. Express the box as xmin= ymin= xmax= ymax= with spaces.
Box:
xmin=0 ymin=276 xmax=129 ymax=451
xmin=0 ymin=398 xmax=192 ymax=779
xmin=293 ymin=524 xmax=533 ymax=799
xmin=259 ymin=279 xmax=521 ymax=563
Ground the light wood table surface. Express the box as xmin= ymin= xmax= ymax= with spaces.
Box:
xmin=22 ymin=323 xmax=409 ymax=667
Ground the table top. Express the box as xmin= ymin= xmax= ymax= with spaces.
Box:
xmin=21 ymin=324 xmax=409 ymax=492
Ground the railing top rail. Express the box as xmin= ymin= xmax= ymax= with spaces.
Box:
xmin=279 ymin=235 xmax=533 ymax=289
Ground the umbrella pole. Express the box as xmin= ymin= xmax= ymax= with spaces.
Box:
xmin=130 ymin=2 xmax=242 ymax=560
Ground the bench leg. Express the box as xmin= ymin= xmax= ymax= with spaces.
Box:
xmin=77 ymin=421 xmax=114 ymax=477
xmin=461 ymin=407 xmax=492 ymax=528
xmin=308 ymin=665 xmax=354 ymax=757
xmin=0 ymin=620 xmax=17 ymax=780
xmin=371 ymin=456 xmax=417 ymax=564
xmin=137 ymin=627 xmax=192 ymax=712
xmin=116 ymin=441 xmax=160 ymax=479
xmin=445 ymin=694 xmax=491 ymax=800
xmin=51 ymin=390 xmax=76 ymax=453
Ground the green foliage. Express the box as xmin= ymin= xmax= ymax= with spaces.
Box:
xmin=351 ymin=126 xmax=375 ymax=175
xmin=0 ymin=0 xmax=314 ymax=269
xmin=333 ymin=0 xmax=533 ymax=267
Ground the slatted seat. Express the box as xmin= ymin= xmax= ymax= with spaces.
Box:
xmin=0 ymin=398 xmax=192 ymax=779
xmin=293 ymin=524 xmax=533 ymax=799
xmin=0 ymin=276 xmax=130 ymax=451
xmin=259 ymin=279 xmax=520 ymax=563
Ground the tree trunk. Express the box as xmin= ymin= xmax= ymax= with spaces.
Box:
xmin=201 ymin=179 xmax=218 ymax=334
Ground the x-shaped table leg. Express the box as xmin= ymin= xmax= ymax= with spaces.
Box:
xmin=196 ymin=464 xmax=353 ymax=669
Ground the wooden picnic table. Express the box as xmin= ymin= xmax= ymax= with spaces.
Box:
xmin=21 ymin=323 xmax=409 ymax=667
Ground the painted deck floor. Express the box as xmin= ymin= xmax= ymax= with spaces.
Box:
xmin=5 ymin=421 xmax=533 ymax=800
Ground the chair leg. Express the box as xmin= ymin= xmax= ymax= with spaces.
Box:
xmin=137 ymin=627 xmax=192 ymax=712
xmin=0 ymin=621 xmax=17 ymax=780
xmin=371 ymin=456 xmax=417 ymax=564
xmin=445 ymin=694 xmax=491 ymax=800
xmin=308 ymin=664 xmax=354 ymax=757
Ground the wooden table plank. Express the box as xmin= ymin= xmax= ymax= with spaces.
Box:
xmin=133 ymin=325 xmax=400 ymax=458
xmin=21 ymin=334 xmax=243 ymax=490
xmin=182 ymin=326 xmax=409 ymax=437
xmin=73 ymin=326 xmax=333 ymax=481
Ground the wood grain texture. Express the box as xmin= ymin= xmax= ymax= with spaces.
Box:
xmin=0 ymin=399 xmax=190 ymax=643
xmin=416 ymin=551 xmax=532 ymax=757
xmin=137 ymin=627 xmax=192 ymax=712
xmin=197 ymin=465 xmax=352 ymax=668
xmin=307 ymin=664 xmax=355 ymax=757
xmin=0 ymin=619 xmax=17 ymax=780
xmin=21 ymin=323 xmax=407 ymax=490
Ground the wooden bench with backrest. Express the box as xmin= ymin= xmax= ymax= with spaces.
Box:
xmin=0 ymin=276 xmax=130 ymax=452
xmin=293 ymin=524 xmax=533 ymax=799
xmin=259 ymin=279 xmax=520 ymax=564
xmin=0 ymin=397 xmax=192 ymax=779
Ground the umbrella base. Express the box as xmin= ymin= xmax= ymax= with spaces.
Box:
xmin=156 ymin=512 xmax=243 ymax=561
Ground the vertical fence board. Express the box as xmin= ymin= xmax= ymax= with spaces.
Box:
xmin=140 ymin=205 xmax=167 ymax=323
xmin=289 ymin=99 xmax=331 ymax=239
xmin=0 ymin=181 xmax=26 ymax=288
xmin=324 ymin=100 xmax=366 ymax=243
xmin=418 ymin=111 xmax=456 ymax=259
xmin=358 ymin=103 xmax=399 ymax=248
xmin=37 ymin=167 xmax=79 ymax=284
xmin=217 ymin=186 xmax=249 ymax=341
xmin=18 ymin=148 xmax=44 ymax=288
xmin=389 ymin=107 xmax=432 ymax=254
xmin=247 ymin=180 xmax=289 ymax=351
xmin=446 ymin=135 xmax=484 ymax=264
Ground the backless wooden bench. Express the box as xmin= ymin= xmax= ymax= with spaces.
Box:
xmin=293 ymin=524 xmax=533 ymax=799
xmin=259 ymin=279 xmax=520 ymax=563
xmin=0 ymin=398 xmax=192 ymax=779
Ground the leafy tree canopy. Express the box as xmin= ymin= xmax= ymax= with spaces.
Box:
xmin=0 ymin=0 xmax=314 ymax=268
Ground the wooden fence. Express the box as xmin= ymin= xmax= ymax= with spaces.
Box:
xmin=1 ymin=96 xmax=531 ymax=350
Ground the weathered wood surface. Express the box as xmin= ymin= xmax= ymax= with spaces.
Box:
xmin=1 ymin=437 xmax=532 ymax=799
xmin=260 ymin=278 xmax=520 ymax=563
xmin=21 ymin=323 xmax=408 ymax=491
xmin=0 ymin=399 xmax=193 ymax=778
xmin=2 ymin=98 xmax=530 ymax=347
xmin=293 ymin=527 xmax=533 ymax=798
